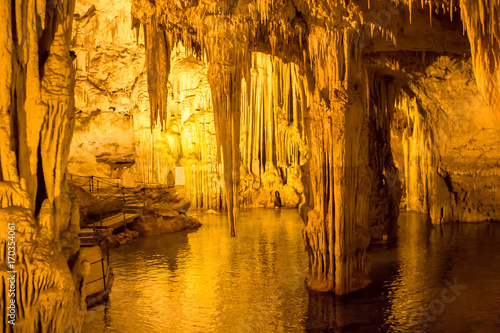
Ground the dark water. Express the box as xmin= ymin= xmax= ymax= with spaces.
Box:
xmin=82 ymin=209 xmax=500 ymax=332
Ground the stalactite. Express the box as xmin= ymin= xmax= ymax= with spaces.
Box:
xmin=144 ymin=19 xmax=171 ymax=130
xmin=204 ymin=19 xmax=251 ymax=236
xmin=208 ymin=61 xmax=243 ymax=236
xmin=393 ymin=90 xmax=458 ymax=224
xmin=0 ymin=2 xmax=18 ymax=184
xmin=237 ymin=52 xmax=309 ymax=208
xmin=127 ymin=0 xmax=491 ymax=296
xmin=460 ymin=0 xmax=500 ymax=110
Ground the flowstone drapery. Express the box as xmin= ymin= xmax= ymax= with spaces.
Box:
xmin=0 ymin=0 xmax=87 ymax=331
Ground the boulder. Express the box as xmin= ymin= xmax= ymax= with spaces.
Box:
xmin=173 ymin=200 xmax=191 ymax=214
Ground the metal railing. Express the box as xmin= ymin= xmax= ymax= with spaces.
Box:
xmin=87 ymin=186 xmax=144 ymax=233
xmin=73 ymin=175 xmax=147 ymax=252
xmin=69 ymin=174 xmax=122 ymax=194
xmin=69 ymin=173 xmax=166 ymax=194
xmin=86 ymin=246 xmax=110 ymax=291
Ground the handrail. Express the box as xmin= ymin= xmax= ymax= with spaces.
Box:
xmin=90 ymin=186 xmax=140 ymax=229
xmin=69 ymin=173 xmax=122 ymax=194
xmin=77 ymin=174 xmax=141 ymax=293
xmin=89 ymin=258 xmax=104 ymax=265
xmin=85 ymin=248 xmax=110 ymax=290
xmin=86 ymin=276 xmax=106 ymax=285
xmin=68 ymin=173 xmax=166 ymax=193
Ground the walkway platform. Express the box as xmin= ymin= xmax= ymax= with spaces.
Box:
xmin=95 ymin=213 xmax=139 ymax=229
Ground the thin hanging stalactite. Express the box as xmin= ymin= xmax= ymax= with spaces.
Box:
xmin=208 ymin=61 xmax=244 ymax=237
xmin=144 ymin=17 xmax=171 ymax=130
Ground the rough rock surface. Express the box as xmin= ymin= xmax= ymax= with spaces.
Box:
xmin=69 ymin=0 xmax=143 ymax=178
xmin=129 ymin=202 xmax=201 ymax=236
xmin=0 ymin=0 xmax=87 ymax=330
xmin=392 ymin=55 xmax=500 ymax=224
xmin=65 ymin=0 xmax=500 ymax=296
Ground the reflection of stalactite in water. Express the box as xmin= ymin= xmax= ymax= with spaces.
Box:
xmin=305 ymin=292 xmax=338 ymax=331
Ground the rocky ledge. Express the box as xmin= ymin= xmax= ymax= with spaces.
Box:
xmin=73 ymin=183 xmax=201 ymax=247
xmin=128 ymin=200 xmax=202 ymax=237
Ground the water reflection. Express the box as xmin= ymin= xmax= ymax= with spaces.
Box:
xmin=305 ymin=212 xmax=500 ymax=332
xmin=83 ymin=209 xmax=309 ymax=332
xmin=83 ymin=210 xmax=500 ymax=332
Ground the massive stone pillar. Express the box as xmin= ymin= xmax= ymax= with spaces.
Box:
xmin=0 ymin=0 xmax=87 ymax=331
xmin=303 ymin=28 xmax=374 ymax=294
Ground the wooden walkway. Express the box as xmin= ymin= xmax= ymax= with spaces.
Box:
xmin=78 ymin=213 xmax=140 ymax=247
xmin=95 ymin=213 xmax=139 ymax=229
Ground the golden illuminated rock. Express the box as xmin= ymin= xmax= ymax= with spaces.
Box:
xmin=0 ymin=0 xmax=86 ymax=331
xmin=129 ymin=0 xmax=500 ymax=295
xmin=2 ymin=5 xmax=500 ymax=332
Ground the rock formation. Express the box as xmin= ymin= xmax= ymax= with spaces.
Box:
xmin=0 ymin=0 xmax=86 ymax=331
xmin=128 ymin=0 xmax=500 ymax=294
xmin=2 ymin=2 xmax=500 ymax=330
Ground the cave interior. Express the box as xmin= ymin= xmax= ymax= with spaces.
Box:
xmin=1 ymin=0 xmax=500 ymax=331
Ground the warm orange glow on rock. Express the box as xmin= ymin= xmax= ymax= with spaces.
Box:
xmin=2 ymin=1 xmax=500 ymax=331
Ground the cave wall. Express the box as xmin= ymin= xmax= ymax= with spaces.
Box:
xmin=239 ymin=52 xmax=309 ymax=208
xmin=1 ymin=1 xmax=498 ymax=331
xmin=0 ymin=0 xmax=87 ymax=331
xmin=133 ymin=43 xmax=221 ymax=208
xmin=392 ymin=55 xmax=500 ymax=223
xmin=69 ymin=0 xmax=143 ymax=178
xmin=69 ymin=0 xmax=310 ymax=210
xmin=54 ymin=0 xmax=500 ymax=299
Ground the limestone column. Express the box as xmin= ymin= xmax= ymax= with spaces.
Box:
xmin=303 ymin=28 xmax=372 ymax=295
xmin=0 ymin=0 xmax=87 ymax=331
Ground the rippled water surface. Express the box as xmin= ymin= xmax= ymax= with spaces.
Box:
xmin=82 ymin=209 xmax=500 ymax=332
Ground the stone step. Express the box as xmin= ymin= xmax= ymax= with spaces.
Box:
xmin=124 ymin=203 xmax=144 ymax=208
xmin=79 ymin=229 xmax=95 ymax=237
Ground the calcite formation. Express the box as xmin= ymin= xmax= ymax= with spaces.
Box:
xmin=69 ymin=0 xmax=142 ymax=177
xmin=0 ymin=0 xmax=86 ymax=331
xmin=127 ymin=0 xmax=500 ymax=295
xmin=393 ymin=55 xmax=500 ymax=223
xmin=2 ymin=2 xmax=500 ymax=330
